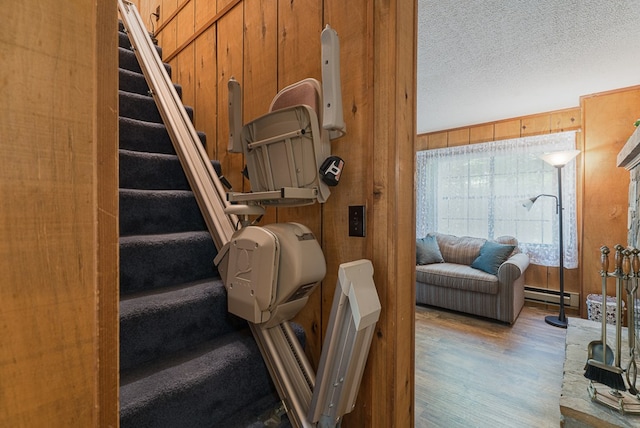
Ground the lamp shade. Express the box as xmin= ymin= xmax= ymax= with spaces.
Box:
xmin=540 ymin=149 xmax=580 ymax=167
xmin=521 ymin=197 xmax=537 ymax=211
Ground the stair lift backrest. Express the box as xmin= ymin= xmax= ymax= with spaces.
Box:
xmin=270 ymin=78 xmax=323 ymax=123
xmin=239 ymin=78 xmax=331 ymax=205
xmin=269 ymin=78 xmax=331 ymax=164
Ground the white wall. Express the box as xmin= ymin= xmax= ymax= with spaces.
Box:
xmin=417 ymin=0 xmax=640 ymax=134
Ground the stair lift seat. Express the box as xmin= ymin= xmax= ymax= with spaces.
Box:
xmin=228 ymin=78 xmax=332 ymax=206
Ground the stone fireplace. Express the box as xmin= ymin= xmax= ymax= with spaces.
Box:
xmin=617 ymin=126 xmax=640 ymax=247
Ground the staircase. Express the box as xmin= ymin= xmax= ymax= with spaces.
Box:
xmin=117 ymin=22 xmax=288 ymax=427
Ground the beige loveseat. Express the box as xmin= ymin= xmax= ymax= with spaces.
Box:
xmin=415 ymin=232 xmax=529 ymax=324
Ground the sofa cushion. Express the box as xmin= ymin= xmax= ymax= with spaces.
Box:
xmin=471 ymin=241 xmax=516 ymax=275
xmin=416 ymin=234 xmax=445 ymax=265
xmin=434 ymin=233 xmax=486 ymax=265
xmin=416 ymin=263 xmax=499 ymax=294
xmin=495 ymin=235 xmax=520 ymax=254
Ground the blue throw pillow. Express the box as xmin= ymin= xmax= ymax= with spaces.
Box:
xmin=470 ymin=241 xmax=515 ymax=275
xmin=416 ymin=234 xmax=445 ymax=265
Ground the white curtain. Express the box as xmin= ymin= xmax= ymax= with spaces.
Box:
xmin=416 ymin=131 xmax=578 ymax=268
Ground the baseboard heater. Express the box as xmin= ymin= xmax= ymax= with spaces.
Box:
xmin=524 ymin=286 xmax=580 ymax=308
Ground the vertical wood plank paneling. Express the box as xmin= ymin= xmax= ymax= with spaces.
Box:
xmin=581 ymin=88 xmax=640 ymax=299
xmin=243 ymin=0 xmax=277 ymax=121
xmin=274 ymin=0 xmax=324 ymax=362
xmin=244 ymin=0 xmax=278 ymax=220
xmin=176 ymin=0 xmax=195 ymax=50
xmin=158 ymin=0 xmax=178 ymax=51
xmin=494 ymin=118 xmax=522 ymax=140
xmin=551 ymin=108 xmax=581 ymax=133
xmin=369 ymin=0 xmax=416 ymax=426
xmin=322 ymin=0 xmax=374 ymax=414
xmin=0 ymin=2 xmax=104 ymax=425
xmin=217 ymin=3 xmax=245 ymax=191
xmin=391 ymin=1 xmax=416 ymax=426
xmin=97 ymin=2 xmax=120 ymax=426
xmin=428 ymin=132 xmax=447 ymax=149
xmin=469 ymin=123 xmax=494 ymax=144
xmin=277 ymin=0 xmax=322 ymax=86
xmin=521 ymin=114 xmax=550 ymax=136
xmin=447 ymin=128 xmax=470 ymax=147
xmin=218 ymin=0 xmax=237 ymax=11
xmin=195 ymin=0 xmax=218 ymax=28
xmin=175 ymin=44 xmax=196 ymax=109
xmin=526 ymin=264 xmax=549 ymax=288
xmin=416 ymin=133 xmax=429 ymax=151
xmin=194 ymin=26 xmax=218 ymax=160
xmin=158 ymin=14 xmax=177 ymax=54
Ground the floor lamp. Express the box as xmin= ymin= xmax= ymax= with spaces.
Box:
xmin=523 ymin=149 xmax=580 ymax=328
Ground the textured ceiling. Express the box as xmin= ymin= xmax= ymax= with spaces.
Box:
xmin=417 ymin=0 xmax=640 ymax=133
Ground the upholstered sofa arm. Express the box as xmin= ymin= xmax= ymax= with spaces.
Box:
xmin=497 ymin=253 xmax=529 ymax=284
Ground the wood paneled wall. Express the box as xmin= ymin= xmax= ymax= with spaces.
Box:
xmin=417 ymin=88 xmax=640 ymax=317
xmin=581 ymin=87 xmax=640 ymax=303
xmin=416 ymin=107 xmax=581 ymax=150
xmin=1 ymin=2 xmax=119 ymax=427
xmin=133 ymin=0 xmax=416 ymax=426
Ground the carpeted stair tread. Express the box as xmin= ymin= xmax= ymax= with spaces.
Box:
xmin=119 ymin=149 xmax=219 ymax=191
xmin=118 ymin=45 xmax=171 ymax=76
xmin=119 ymin=330 xmax=277 ymax=428
xmin=119 ymin=189 xmax=207 ymax=236
xmin=119 ymin=149 xmax=190 ymax=190
xmin=222 ymin=393 xmax=290 ymax=428
xmin=119 ymin=231 xmax=217 ymax=295
xmin=119 ymin=67 xmax=183 ymax=99
xmin=119 ymin=89 xmax=194 ymax=123
xmin=119 ymin=116 xmax=206 ymax=154
xmin=118 ymin=30 xmax=162 ymax=58
xmin=118 ymin=21 xmax=162 ymax=56
xmin=120 ymin=278 xmax=241 ymax=371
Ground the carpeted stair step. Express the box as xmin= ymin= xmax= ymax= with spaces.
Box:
xmin=119 ymin=149 xmax=191 ymax=190
xmin=119 ymin=116 xmax=206 ymax=155
xmin=119 ymin=330 xmax=277 ymax=428
xmin=119 ymin=189 xmax=207 ymax=236
xmin=119 ymin=67 xmax=183 ymax=99
xmin=118 ymin=46 xmax=174 ymax=83
xmin=119 ymin=278 xmax=241 ymax=372
xmin=119 ymin=90 xmax=194 ymax=123
xmin=119 ymin=231 xmax=217 ymax=295
xmin=118 ymin=21 xmax=162 ymax=57
xmin=119 ymin=149 xmax=219 ymax=190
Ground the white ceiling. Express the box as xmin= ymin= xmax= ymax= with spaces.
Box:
xmin=417 ymin=0 xmax=640 ymax=134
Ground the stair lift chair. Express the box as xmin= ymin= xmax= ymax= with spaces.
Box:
xmin=215 ymin=26 xmax=381 ymax=428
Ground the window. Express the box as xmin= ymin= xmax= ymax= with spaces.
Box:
xmin=416 ymin=131 xmax=578 ymax=268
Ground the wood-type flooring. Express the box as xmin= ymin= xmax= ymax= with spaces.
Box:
xmin=415 ymin=304 xmax=568 ymax=427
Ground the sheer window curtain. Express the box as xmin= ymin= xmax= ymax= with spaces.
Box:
xmin=416 ymin=131 xmax=578 ymax=268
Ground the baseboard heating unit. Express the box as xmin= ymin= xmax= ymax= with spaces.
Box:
xmin=524 ymin=286 xmax=580 ymax=308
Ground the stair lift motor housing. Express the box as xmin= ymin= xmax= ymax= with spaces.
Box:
xmin=215 ymin=222 xmax=326 ymax=326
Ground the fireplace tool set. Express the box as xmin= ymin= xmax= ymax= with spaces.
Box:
xmin=584 ymin=244 xmax=640 ymax=413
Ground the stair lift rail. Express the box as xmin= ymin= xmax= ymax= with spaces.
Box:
xmin=117 ymin=0 xmax=237 ymax=250
xmin=118 ymin=3 xmax=380 ymax=426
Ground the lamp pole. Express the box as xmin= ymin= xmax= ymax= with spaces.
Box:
xmin=545 ymin=165 xmax=567 ymax=328
xmin=538 ymin=148 xmax=579 ymax=328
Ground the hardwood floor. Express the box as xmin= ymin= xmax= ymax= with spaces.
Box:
xmin=415 ymin=304 xmax=567 ymax=427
